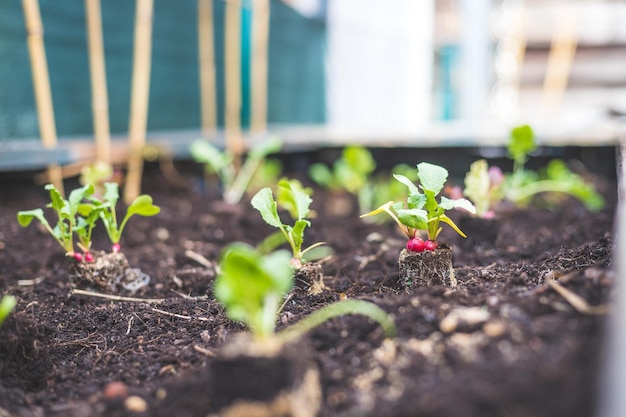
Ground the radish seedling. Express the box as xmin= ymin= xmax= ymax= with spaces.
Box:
xmin=214 ymin=243 xmax=395 ymax=342
xmin=362 ymin=162 xmax=476 ymax=252
xmin=309 ymin=145 xmax=376 ymax=216
xmin=17 ymin=183 xmax=96 ymax=259
xmin=211 ymin=243 xmax=394 ymax=416
xmin=190 ymin=136 xmax=282 ymax=204
xmin=251 ymin=179 xmax=327 ymax=264
xmin=91 ymin=182 xmax=160 ymax=253
xmin=463 ymin=159 xmax=504 ymax=218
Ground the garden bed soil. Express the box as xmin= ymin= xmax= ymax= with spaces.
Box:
xmin=0 ymin=161 xmax=617 ymax=417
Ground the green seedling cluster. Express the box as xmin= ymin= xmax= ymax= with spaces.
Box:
xmin=251 ymin=179 xmax=328 ymax=266
xmin=17 ymin=183 xmax=160 ymax=261
xmin=215 ymin=242 xmax=395 ymax=343
xmin=362 ymin=162 xmax=476 ymax=252
xmin=309 ymin=145 xmax=376 ymax=213
xmin=463 ymin=125 xmax=604 ymax=216
xmin=190 ymin=136 xmax=283 ymax=204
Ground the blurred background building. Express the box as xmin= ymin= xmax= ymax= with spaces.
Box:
xmin=0 ymin=0 xmax=624 ymax=170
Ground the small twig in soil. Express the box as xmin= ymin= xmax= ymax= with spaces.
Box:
xmin=126 ymin=316 xmax=135 ymax=335
xmin=71 ymin=289 xmax=166 ymax=304
xmin=17 ymin=276 xmax=45 ymax=286
xmin=193 ymin=344 xmax=215 ymax=357
xmin=169 ymin=289 xmax=209 ymax=300
xmin=150 ymin=307 xmax=211 ymax=322
xmin=185 ymin=249 xmax=213 ymax=268
xmin=544 ymin=273 xmax=609 ymax=315
xmin=356 ymin=243 xmax=390 ymax=270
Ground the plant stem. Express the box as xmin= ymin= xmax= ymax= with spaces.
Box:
xmin=224 ymin=154 xmax=262 ymax=204
xmin=277 ymin=299 xmax=395 ymax=343
xmin=508 ymin=180 xmax=575 ymax=203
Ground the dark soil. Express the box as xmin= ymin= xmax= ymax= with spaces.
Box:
xmin=0 ymin=159 xmax=617 ymax=417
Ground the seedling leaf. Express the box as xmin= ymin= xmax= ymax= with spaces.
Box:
xmin=417 ymin=162 xmax=448 ymax=194
xmin=251 ymin=188 xmax=282 ymax=228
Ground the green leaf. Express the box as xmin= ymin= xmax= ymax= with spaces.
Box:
xmin=277 ymin=179 xmax=312 ymax=220
xmin=508 ymin=124 xmax=536 ymax=164
xmin=439 ymin=196 xmax=477 ymax=214
xmin=0 ymin=295 xmax=16 ymax=326
xmin=292 ymin=219 xmax=310 ymax=256
xmin=396 ymin=208 xmax=428 ymax=230
xmin=393 ymin=174 xmax=419 ymax=195
xmin=309 ymin=163 xmax=335 ymax=189
xmin=343 ymin=145 xmax=376 ymax=174
xmin=214 ymin=244 xmax=293 ymax=337
xmin=45 ymin=184 xmax=66 ymax=213
xmin=103 ymin=182 xmax=120 ymax=206
xmin=189 ymin=140 xmax=228 ymax=174
xmin=17 ymin=209 xmax=47 ymax=228
xmin=251 ymin=188 xmax=283 ymax=228
xmin=68 ymin=184 xmax=94 ymax=213
xmin=127 ymin=195 xmax=161 ymax=217
xmin=416 ymin=162 xmax=448 ymax=194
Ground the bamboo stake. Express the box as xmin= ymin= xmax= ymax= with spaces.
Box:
xmin=250 ymin=0 xmax=269 ymax=132
xmin=224 ymin=0 xmax=243 ymax=164
xmin=85 ymin=0 xmax=111 ymax=164
xmin=124 ymin=0 xmax=154 ymax=204
xmin=21 ymin=0 xmax=63 ymax=194
xmin=198 ymin=0 xmax=217 ymax=136
xmin=540 ymin=7 xmax=579 ymax=118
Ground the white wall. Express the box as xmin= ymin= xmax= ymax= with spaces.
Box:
xmin=325 ymin=0 xmax=434 ymax=133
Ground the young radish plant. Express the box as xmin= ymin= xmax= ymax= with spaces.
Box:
xmin=362 ymin=162 xmax=476 ymax=252
xmin=190 ymin=136 xmax=282 ymax=204
xmin=210 ymin=242 xmax=394 ymax=416
xmin=91 ymin=182 xmax=161 ymax=253
xmin=214 ymin=243 xmax=395 ymax=342
xmin=17 ymin=183 xmax=96 ymax=261
xmin=251 ymin=179 xmax=329 ymax=266
xmin=309 ymin=145 xmax=376 ymax=216
xmin=251 ymin=179 xmax=331 ymax=294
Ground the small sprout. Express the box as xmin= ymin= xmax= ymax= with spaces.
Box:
xmin=79 ymin=161 xmax=117 ymax=197
xmin=190 ymin=136 xmax=283 ymax=204
xmin=214 ymin=243 xmax=294 ymax=339
xmin=214 ymin=243 xmax=395 ymax=343
xmin=0 ymin=295 xmax=16 ymax=327
xmin=93 ymin=183 xmax=160 ymax=252
xmin=17 ymin=183 xmax=95 ymax=258
xmin=251 ymin=179 xmax=328 ymax=264
xmin=309 ymin=145 xmax=377 ymax=214
xmin=463 ymin=159 xmax=504 ymax=218
xmin=362 ymin=162 xmax=476 ymax=250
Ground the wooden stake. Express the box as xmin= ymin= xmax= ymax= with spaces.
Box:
xmin=224 ymin=0 xmax=243 ymax=162
xmin=250 ymin=0 xmax=270 ymax=132
xmin=124 ymin=0 xmax=154 ymax=204
xmin=540 ymin=7 xmax=579 ymax=118
xmin=198 ymin=0 xmax=217 ymax=137
xmin=21 ymin=0 xmax=63 ymax=194
xmin=85 ymin=0 xmax=111 ymax=164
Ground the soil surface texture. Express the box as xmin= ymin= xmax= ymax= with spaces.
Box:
xmin=0 ymin=160 xmax=617 ymax=417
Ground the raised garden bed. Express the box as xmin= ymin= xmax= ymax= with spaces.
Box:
xmin=0 ymin=149 xmax=617 ymax=417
